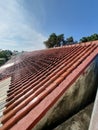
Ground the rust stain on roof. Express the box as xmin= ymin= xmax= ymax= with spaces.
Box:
xmin=0 ymin=41 xmax=98 ymax=130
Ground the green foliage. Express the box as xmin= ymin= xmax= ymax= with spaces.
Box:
xmin=80 ymin=34 xmax=98 ymax=42
xmin=0 ymin=51 xmax=7 ymax=60
xmin=66 ymin=36 xmax=74 ymax=44
xmin=80 ymin=37 xmax=88 ymax=42
xmin=0 ymin=50 xmax=12 ymax=60
xmin=44 ymin=33 xmax=98 ymax=48
xmin=0 ymin=50 xmax=12 ymax=66
xmin=44 ymin=33 xmax=75 ymax=48
xmin=44 ymin=33 xmax=65 ymax=48
xmin=57 ymin=34 xmax=65 ymax=46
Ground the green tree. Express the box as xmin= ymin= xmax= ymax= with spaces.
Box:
xmin=66 ymin=36 xmax=74 ymax=44
xmin=44 ymin=33 xmax=65 ymax=48
xmin=0 ymin=50 xmax=12 ymax=62
xmin=80 ymin=37 xmax=88 ymax=42
xmin=44 ymin=33 xmax=77 ymax=48
xmin=80 ymin=33 xmax=98 ymax=42
xmin=90 ymin=33 xmax=98 ymax=41
xmin=57 ymin=34 xmax=65 ymax=46
xmin=44 ymin=33 xmax=57 ymax=48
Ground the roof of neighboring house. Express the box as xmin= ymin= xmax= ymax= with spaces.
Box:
xmin=0 ymin=41 xmax=98 ymax=130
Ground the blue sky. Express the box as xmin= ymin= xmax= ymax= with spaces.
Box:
xmin=0 ymin=0 xmax=98 ymax=51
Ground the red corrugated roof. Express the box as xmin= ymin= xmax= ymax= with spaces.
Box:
xmin=0 ymin=41 xmax=98 ymax=130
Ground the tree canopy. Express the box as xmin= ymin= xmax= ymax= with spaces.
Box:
xmin=80 ymin=34 xmax=98 ymax=42
xmin=44 ymin=33 xmax=98 ymax=48
xmin=0 ymin=50 xmax=12 ymax=66
xmin=44 ymin=33 xmax=65 ymax=48
xmin=44 ymin=33 xmax=75 ymax=48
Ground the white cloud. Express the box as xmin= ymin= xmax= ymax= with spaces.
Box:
xmin=0 ymin=0 xmax=47 ymax=51
xmin=0 ymin=39 xmax=17 ymax=46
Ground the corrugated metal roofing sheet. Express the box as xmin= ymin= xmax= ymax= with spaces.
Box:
xmin=0 ymin=41 xmax=98 ymax=130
